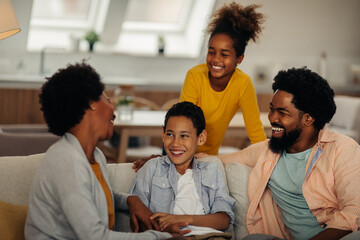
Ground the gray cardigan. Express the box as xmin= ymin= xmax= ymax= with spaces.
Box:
xmin=25 ymin=133 xmax=171 ymax=240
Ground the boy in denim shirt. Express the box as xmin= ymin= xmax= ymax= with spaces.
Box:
xmin=130 ymin=101 xmax=235 ymax=239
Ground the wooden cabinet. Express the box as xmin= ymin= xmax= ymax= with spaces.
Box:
xmin=2 ymin=87 xmax=357 ymax=124
xmin=0 ymin=88 xmax=181 ymax=124
xmin=0 ymin=88 xmax=45 ymax=124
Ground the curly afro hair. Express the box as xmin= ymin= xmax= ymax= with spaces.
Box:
xmin=207 ymin=1 xmax=265 ymax=57
xmin=164 ymin=101 xmax=205 ymax=136
xmin=272 ymin=67 xmax=336 ymax=130
xmin=39 ymin=62 xmax=104 ymax=136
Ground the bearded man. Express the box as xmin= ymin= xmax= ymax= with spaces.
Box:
xmin=218 ymin=67 xmax=360 ymax=240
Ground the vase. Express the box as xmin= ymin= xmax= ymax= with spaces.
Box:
xmin=89 ymin=42 xmax=94 ymax=52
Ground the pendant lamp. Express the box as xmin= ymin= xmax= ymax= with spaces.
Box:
xmin=0 ymin=0 xmax=21 ymax=40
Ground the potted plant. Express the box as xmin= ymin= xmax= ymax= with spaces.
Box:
xmin=85 ymin=30 xmax=99 ymax=52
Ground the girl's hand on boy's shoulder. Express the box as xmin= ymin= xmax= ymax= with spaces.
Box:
xmin=132 ymin=154 xmax=162 ymax=172
xmin=194 ymin=152 xmax=209 ymax=159
xmin=151 ymin=212 xmax=191 ymax=231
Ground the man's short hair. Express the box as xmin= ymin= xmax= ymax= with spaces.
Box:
xmin=164 ymin=101 xmax=205 ymax=136
xmin=272 ymin=67 xmax=336 ymax=130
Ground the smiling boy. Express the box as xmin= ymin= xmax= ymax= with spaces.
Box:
xmin=129 ymin=101 xmax=235 ymax=239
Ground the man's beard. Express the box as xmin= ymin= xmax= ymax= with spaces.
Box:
xmin=269 ymin=126 xmax=302 ymax=154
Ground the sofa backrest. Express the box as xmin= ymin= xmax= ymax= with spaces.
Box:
xmin=0 ymin=153 xmax=252 ymax=239
xmin=328 ymin=95 xmax=360 ymax=142
xmin=225 ymin=162 xmax=251 ymax=238
xmin=0 ymin=153 xmax=136 ymax=206
xmin=0 ymin=153 xmax=45 ymax=206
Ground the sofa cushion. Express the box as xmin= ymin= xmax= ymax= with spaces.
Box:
xmin=0 ymin=153 xmax=44 ymax=206
xmin=107 ymin=163 xmax=136 ymax=194
xmin=0 ymin=200 xmax=28 ymax=240
xmin=225 ymin=162 xmax=252 ymax=239
xmin=107 ymin=163 xmax=136 ymax=233
xmin=330 ymin=96 xmax=360 ymax=129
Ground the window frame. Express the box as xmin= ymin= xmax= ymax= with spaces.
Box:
xmin=27 ymin=0 xmax=216 ymax=58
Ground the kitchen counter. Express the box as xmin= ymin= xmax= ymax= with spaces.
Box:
xmin=0 ymin=74 xmax=182 ymax=91
xmin=1 ymin=74 xmax=360 ymax=95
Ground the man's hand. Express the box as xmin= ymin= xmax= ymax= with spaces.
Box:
xmin=127 ymin=196 xmax=160 ymax=232
xmin=132 ymin=154 xmax=162 ymax=172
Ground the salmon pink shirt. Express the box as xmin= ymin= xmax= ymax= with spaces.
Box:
xmin=235 ymin=127 xmax=360 ymax=239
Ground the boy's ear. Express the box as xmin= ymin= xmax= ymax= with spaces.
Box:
xmin=162 ymin=127 xmax=165 ymax=141
xmin=197 ymin=130 xmax=207 ymax=146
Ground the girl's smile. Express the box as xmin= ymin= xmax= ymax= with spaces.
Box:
xmin=206 ymin=33 xmax=243 ymax=91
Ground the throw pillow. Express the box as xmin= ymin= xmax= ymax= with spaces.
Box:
xmin=0 ymin=200 xmax=28 ymax=240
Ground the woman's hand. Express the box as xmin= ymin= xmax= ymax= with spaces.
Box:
xmin=132 ymin=154 xmax=162 ymax=172
xmin=127 ymin=196 xmax=159 ymax=232
xmin=151 ymin=212 xmax=191 ymax=231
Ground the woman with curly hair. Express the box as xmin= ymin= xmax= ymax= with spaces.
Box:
xmin=24 ymin=62 xmax=185 ymax=239
xmin=180 ymin=1 xmax=267 ymax=155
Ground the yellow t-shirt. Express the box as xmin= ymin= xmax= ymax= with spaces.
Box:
xmin=180 ymin=63 xmax=266 ymax=155
xmin=91 ymin=161 xmax=115 ymax=230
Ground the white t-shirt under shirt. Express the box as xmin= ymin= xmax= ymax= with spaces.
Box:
xmin=174 ymin=169 xmax=222 ymax=236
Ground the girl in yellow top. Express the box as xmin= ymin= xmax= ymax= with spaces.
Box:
xmin=180 ymin=2 xmax=267 ymax=155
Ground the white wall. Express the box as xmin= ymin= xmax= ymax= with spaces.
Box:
xmin=230 ymin=0 xmax=360 ymax=92
xmin=0 ymin=0 xmax=359 ymax=92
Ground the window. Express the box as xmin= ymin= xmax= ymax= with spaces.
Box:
xmin=31 ymin=0 xmax=94 ymax=26
xmin=27 ymin=0 xmax=215 ymax=58
xmin=125 ymin=0 xmax=187 ymax=26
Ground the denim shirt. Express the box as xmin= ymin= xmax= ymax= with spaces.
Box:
xmin=129 ymin=156 xmax=235 ymax=223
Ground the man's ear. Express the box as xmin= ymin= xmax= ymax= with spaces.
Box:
xmin=303 ymin=113 xmax=315 ymax=127
xmin=197 ymin=130 xmax=207 ymax=146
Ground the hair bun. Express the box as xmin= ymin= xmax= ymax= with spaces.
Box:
xmin=207 ymin=2 xmax=265 ymax=43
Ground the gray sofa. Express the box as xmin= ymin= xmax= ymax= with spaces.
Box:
xmin=0 ymin=124 xmax=60 ymax=156
xmin=0 ymin=153 xmax=252 ymax=240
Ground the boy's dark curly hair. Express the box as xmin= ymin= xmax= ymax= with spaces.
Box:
xmin=272 ymin=67 xmax=336 ymax=130
xmin=39 ymin=62 xmax=104 ymax=136
xmin=164 ymin=101 xmax=205 ymax=136
xmin=207 ymin=1 xmax=265 ymax=57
